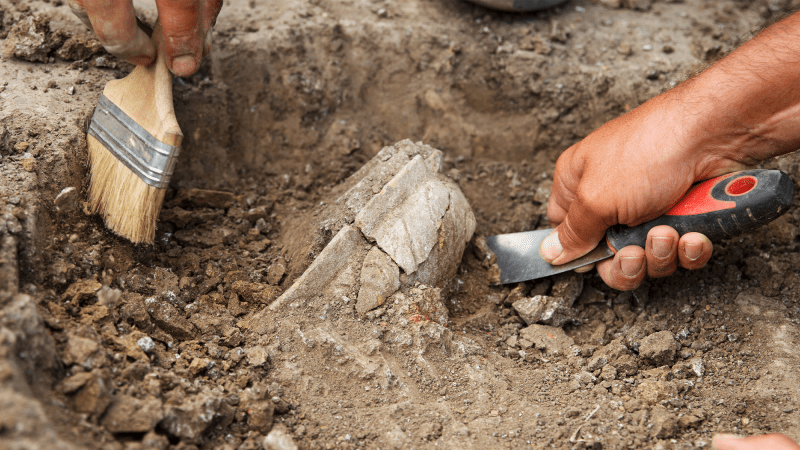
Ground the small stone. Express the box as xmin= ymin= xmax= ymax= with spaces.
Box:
xmin=513 ymin=295 xmax=576 ymax=327
xmin=600 ymin=365 xmax=617 ymax=381
xmin=550 ymin=272 xmax=583 ymax=303
xmin=649 ymin=405 xmax=678 ymax=438
xmin=356 ymin=247 xmax=400 ymax=315
xmin=518 ymin=324 xmax=574 ymax=355
xmin=244 ymin=345 xmax=270 ymax=367
xmin=14 ymin=142 xmax=30 ymax=152
xmin=64 ymin=333 xmax=106 ymax=369
xmin=587 ymin=338 xmax=630 ymax=371
xmin=689 ymin=357 xmax=704 ymax=377
xmin=264 ymin=425 xmax=298 ymax=450
xmin=266 ymin=258 xmax=287 ymax=285
xmin=67 ymin=369 xmax=112 ymax=417
xmin=160 ymin=389 xmax=234 ymax=441
xmin=639 ymin=331 xmax=677 ymax=366
xmin=678 ymin=414 xmax=703 ymax=429
xmin=144 ymin=297 xmax=196 ymax=339
xmin=188 ymin=357 xmax=213 ymax=376
xmin=137 ymin=336 xmax=155 ymax=353
xmin=20 ymin=153 xmax=35 ymax=172
xmin=102 ymin=395 xmax=163 ymax=433
xmin=618 ymin=42 xmax=632 ymax=56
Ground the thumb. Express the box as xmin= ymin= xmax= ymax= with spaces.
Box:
xmin=540 ymin=194 xmax=610 ymax=265
xmin=711 ymin=434 xmax=800 ymax=450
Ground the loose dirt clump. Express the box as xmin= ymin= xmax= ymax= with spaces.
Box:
xmin=2 ymin=0 xmax=800 ymax=449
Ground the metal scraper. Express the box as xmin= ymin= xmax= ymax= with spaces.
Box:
xmin=486 ymin=169 xmax=794 ymax=284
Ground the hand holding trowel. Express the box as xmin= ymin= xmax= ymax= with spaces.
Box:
xmin=487 ymin=170 xmax=794 ymax=284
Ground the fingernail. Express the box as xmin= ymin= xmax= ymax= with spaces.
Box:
xmin=540 ymin=231 xmax=563 ymax=263
xmin=685 ymin=242 xmax=703 ymax=261
xmin=710 ymin=434 xmax=743 ymax=450
xmin=651 ymin=236 xmax=673 ymax=259
xmin=171 ymin=55 xmax=198 ymax=76
xmin=620 ymin=256 xmax=644 ymax=277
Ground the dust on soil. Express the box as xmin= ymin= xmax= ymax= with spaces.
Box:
xmin=2 ymin=0 xmax=800 ymax=449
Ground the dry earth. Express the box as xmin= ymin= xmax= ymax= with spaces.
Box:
xmin=2 ymin=0 xmax=800 ymax=449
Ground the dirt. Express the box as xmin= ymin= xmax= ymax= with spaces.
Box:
xmin=2 ymin=0 xmax=800 ymax=449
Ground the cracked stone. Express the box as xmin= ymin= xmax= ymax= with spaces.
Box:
xmin=355 ymin=155 xmax=451 ymax=274
xmin=356 ymin=247 xmax=400 ymax=315
xmin=512 ymin=295 xmax=577 ymax=327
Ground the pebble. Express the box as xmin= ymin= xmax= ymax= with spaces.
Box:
xmin=639 ymin=330 xmax=677 ymax=366
xmin=137 ymin=336 xmax=155 ymax=353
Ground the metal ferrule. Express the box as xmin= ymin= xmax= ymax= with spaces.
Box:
xmin=88 ymin=94 xmax=180 ymax=189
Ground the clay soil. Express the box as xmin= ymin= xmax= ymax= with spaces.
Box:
xmin=2 ymin=0 xmax=800 ymax=449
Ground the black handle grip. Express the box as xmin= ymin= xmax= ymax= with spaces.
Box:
xmin=607 ymin=169 xmax=795 ymax=251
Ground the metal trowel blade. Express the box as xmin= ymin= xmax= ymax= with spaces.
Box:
xmin=486 ymin=229 xmax=614 ymax=284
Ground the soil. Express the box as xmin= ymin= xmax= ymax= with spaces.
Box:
xmin=2 ymin=0 xmax=800 ymax=449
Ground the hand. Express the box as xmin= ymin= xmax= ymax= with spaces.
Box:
xmin=711 ymin=433 xmax=800 ymax=450
xmin=539 ymin=86 xmax=748 ymax=290
xmin=68 ymin=0 xmax=223 ymax=77
xmin=539 ymin=11 xmax=800 ymax=290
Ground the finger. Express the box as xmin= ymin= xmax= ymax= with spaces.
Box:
xmin=678 ymin=232 xmax=713 ymax=270
xmin=200 ymin=0 xmax=223 ymax=56
xmin=155 ymin=0 xmax=203 ymax=76
xmin=645 ymin=225 xmax=679 ymax=278
xmin=67 ymin=0 xmax=94 ymax=31
xmin=540 ymin=193 xmax=610 ymax=265
xmin=596 ymin=245 xmax=646 ymax=291
xmin=711 ymin=434 xmax=800 ymax=450
xmin=83 ymin=0 xmax=155 ymax=65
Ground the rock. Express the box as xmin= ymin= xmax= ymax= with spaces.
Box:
xmin=623 ymin=320 xmax=655 ymax=352
xmin=679 ymin=414 xmax=703 ymax=429
xmin=266 ymin=258 xmax=287 ymax=285
xmin=264 ymin=425 xmax=298 ymax=450
xmin=137 ymin=336 xmax=155 ymax=353
xmin=636 ymin=379 xmax=678 ymax=405
xmin=65 ymin=369 xmax=112 ymax=417
xmin=231 ymin=281 xmax=278 ymax=305
xmin=649 ymin=405 xmax=678 ymax=438
xmin=356 ymin=247 xmax=400 ymax=315
xmin=244 ymin=345 xmax=270 ymax=367
xmin=3 ymin=16 xmax=65 ymax=62
xmin=518 ymin=324 xmax=574 ymax=355
xmin=587 ymin=338 xmax=630 ymax=371
xmin=689 ymin=357 xmax=705 ymax=377
xmin=355 ymin=155 xmax=453 ymax=274
xmin=159 ymin=388 xmax=234 ymax=442
xmin=512 ymin=295 xmax=576 ymax=327
xmin=63 ymin=333 xmax=106 ymax=369
xmin=144 ymin=297 xmax=195 ymax=339
xmin=102 ymin=395 xmax=163 ymax=433
xmin=600 ymin=365 xmax=617 ymax=381
xmin=251 ymin=225 xmax=368 ymax=317
xmin=54 ymin=187 xmax=79 ymax=213
xmin=244 ymin=141 xmax=474 ymax=330
xmin=245 ymin=383 xmax=276 ymax=434
xmin=550 ymin=272 xmax=583 ymax=304
xmin=639 ymin=331 xmax=677 ymax=366
xmin=62 ymin=279 xmax=102 ymax=302
xmin=55 ymin=35 xmax=104 ymax=61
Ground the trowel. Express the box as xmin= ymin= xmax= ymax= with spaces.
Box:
xmin=487 ymin=169 xmax=794 ymax=284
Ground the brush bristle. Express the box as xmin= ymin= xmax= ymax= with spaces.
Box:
xmin=87 ymin=135 xmax=165 ymax=244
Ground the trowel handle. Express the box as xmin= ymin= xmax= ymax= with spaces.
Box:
xmin=606 ymin=169 xmax=795 ymax=252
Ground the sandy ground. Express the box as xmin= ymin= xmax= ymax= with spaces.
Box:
xmin=2 ymin=0 xmax=800 ymax=449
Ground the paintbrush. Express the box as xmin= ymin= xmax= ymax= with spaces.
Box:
xmin=86 ymin=20 xmax=182 ymax=244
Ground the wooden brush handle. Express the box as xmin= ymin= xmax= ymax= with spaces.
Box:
xmin=102 ymin=20 xmax=183 ymax=147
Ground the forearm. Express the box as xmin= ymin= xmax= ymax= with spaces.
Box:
xmin=671 ymin=11 xmax=800 ymax=176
